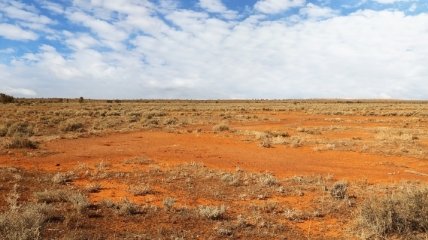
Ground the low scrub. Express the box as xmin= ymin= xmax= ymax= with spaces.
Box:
xmin=0 ymin=93 xmax=14 ymax=104
xmin=213 ymin=123 xmax=230 ymax=132
xmin=61 ymin=120 xmax=85 ymax=132
xmin=198 ymin=205 xmax=226 ymax=220
xmin=6 ymin=137 xmax=38 ymax=149
xmin=0 ymin=204 xmax=50 ymax=240
xmin=354 ymin=187 xmax=428 ymax=239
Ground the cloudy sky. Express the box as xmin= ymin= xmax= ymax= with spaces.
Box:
xmin=0 ymin=0 xmax=428 ymax=99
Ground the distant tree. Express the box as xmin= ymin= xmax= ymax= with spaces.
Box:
xmin=0 ymin=93 xmax=15 ymax=104
xmin=78 ymin=97 xmax=84 ymax=103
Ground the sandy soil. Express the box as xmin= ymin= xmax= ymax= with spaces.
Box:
xmin=1 ymin=110 xmax=428 ymax=239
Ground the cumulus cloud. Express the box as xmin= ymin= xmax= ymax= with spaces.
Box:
xmin=0 ymin=1 xmax=427 ymax=99
xmin=254 ymin=0 xmax=306 ymax=14
xmin=299 ymin=3 xmax=339 ymax=20
xmin=199 ymin=0 xmax=237 ymax=19
xmin=0 ymin=23 xmax=38 ymax=40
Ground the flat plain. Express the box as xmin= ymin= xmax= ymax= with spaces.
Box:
xmin=1 ymin=99 xmax=428 ymax=239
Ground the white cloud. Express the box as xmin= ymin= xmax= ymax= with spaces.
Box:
xmin=0 ymin=87 xmax=37 ymax=97
xmin=299 ymin=3 xmax=338 ymax=20
xmin=372 ymin=0 xmax=410 ymax=4
xmin=39 ymin=1 xmax=64 ymax=14
xmin=0 ymin=23 xmax=38 ymax=40
xmin=199 ymin=0 xmax=237 ymax=19
xmin=66 ymin=10 xmax=128 ymax=50
xmin=1 ymin=1 xmax=428 ymax=99
xmin=0 ymin=0 xmax=54 ymax=31
xmin=255 ymin=0 xmax=306 ymax=14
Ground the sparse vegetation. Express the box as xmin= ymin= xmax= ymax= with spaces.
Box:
xmin=330 ymin=181 xmax=348 ymax=199
xmin=198 ymin=205 xmax=226 ymax=220
xmin=6 ymin=137 xmax=38 ymax=149
xmin=354 ymin=187 xmax=428 ymax=239
xmin=213 ymin=122 xmax=230 ymax=132
xmin=163 ymin=197 xmax=176 ymax=210
xmin=1 ymin=100 xmax=428 ymax=239
xmin=129 ymin=184 xmax=153 ymax=196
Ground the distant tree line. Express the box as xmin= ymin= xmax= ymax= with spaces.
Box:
xmin=0 ymin=93 xmax=14 ymax=104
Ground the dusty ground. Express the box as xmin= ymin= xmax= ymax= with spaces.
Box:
xmin=0 ymin=100 xmax=428 ymax=239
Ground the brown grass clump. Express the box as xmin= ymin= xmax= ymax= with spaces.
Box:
xmin=116 ymin=199 xmax=141 ymax=216
xmin=34 ymin=189 xmax=89 ymax=213
xmin=330 ymin=181 xmax=348 ymax=199
xmin=61 ymin=120 xmax=85 ymax=132
xmin=6 ymin=137 xmax=38 ymax=149
xmin=0 ymin=203 xmax=50 ymax=240
xmin=259 ymin=136 xmax=273 ymax=148
xmin=198 ymin=205 xmax=226 ymax=220
xmin=354 ymin=187 xmax=428 ymax=239
xmin=163 ymin=197 xmax=176 ymax=210
xmin=129 ymin=184 xmax=153 ymax=196
xmin=6 ymin=122 xmax=34 ymax=137
xmin=213 ymin=123 xmax=230 ymax=132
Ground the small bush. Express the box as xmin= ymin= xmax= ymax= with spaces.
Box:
xmin=35 ymin=189 xmax=89 ymax=213
xmin=129 ymin=184 xmax=153 ymax=196
xmin=117 ymin=199 xmax=141 ymax=216
xmin=0 ymin=124 xmax=8 ymax=137
xmin=7 ymin=122 xmax=34 ymax=137
xmin=258 ymin=173 xmax=278 ymax=186
xmin=0 ymin=93 xmax=14 ymax=104
xmin=260 ymin=137 xmax=272 ymax=148
xmin=198 ymin=205 xmax=226 ymax=220
xmin=330 ymin=181 xmax=348 ymax=199
xmin=163 ymin=197 xmax=176 ymax=210
xmin=213 ymin=123 xmax=230 ymax=132
xmin=51 ymin=172 xmax=74 ymax=184
xmin=61 ymin=121 xmax=85 ymax=132
xmin=354 ymin=188 xmax=428 ymax=238
xmin=0 ymin=204 xmax=49 ymax=240
xmin=85 ymin=183 xmax=102 ymax=193
xmin=7 ymin=137 xmax=38 ymax=149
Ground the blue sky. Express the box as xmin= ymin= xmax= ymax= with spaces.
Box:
xmin=1 ymin=0 xmax=428 ymax=99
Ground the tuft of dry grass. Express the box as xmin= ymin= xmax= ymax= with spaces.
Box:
xmin=198 ymin=205 xmax=226 ymax=220
xmin=163 ymin=197 xmax=176 ymax=211
xmin=61 ymin=120 xmax=85 ymax=132
xmin=354 ymin=187 xmax=428 ymax=239
xmin=0 ymin=203 xmax=50 ymax=240
xmin=6 ymin=137 xmax=38 ymax=149
xmin=85 ymin=183 xmax=102 ymax=193
xmin=52 ymin=172 xmax=75 ymax=184
xmin=129 ymin=184 xmax=153 ymax=196
xmin=213 ymin=123 xmax=230 ymax=132
xmin=330 ymin=181 xmax=348 ymax=199
xmin=116 ymin=199 xmax=141 ymax=216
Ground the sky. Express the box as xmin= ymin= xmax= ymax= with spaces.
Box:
xmin=0 ymin=0 xmax=428 ymax=99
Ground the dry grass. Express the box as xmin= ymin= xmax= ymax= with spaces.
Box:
xmin=354 ymin=187 xmax=428 ymax=239
xmin=198 ymin=205 xmax=227 ymax=220
xmin=213 ymin=122 xmax=230 ymax=132
xmin=6 ymin=137 xmax=38 ymax=149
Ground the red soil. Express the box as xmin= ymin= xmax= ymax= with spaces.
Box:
xmin=1 ymin=128 xmax=427 ymax=183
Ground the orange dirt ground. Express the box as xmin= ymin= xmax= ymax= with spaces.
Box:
xmin=2 ymin=112 xmax=427 ymax=182
xmin=1 ymin=110 xmax=428 ymax=239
